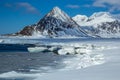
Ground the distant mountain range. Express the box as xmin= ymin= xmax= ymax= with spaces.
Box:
xmin=10 ymin=7 xmax=120 ymax=38
xmin=73 ymin=12 xmax=120 ymax=38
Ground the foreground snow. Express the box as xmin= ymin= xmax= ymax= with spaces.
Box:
xmin=0 ymin=38 xmax=120 ymax=80
xmin=34 ymin=42 xmax=120 ymax=80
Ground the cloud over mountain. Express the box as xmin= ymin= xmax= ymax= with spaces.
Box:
xmin=5 ymin=2 xmax=39 ymax=14
xmin=93 ymin=0 xmax=120 ymax=12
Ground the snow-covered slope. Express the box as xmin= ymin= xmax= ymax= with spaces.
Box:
xmin=88 ymin=12 xmax=115 ymax=26
xmin=73 ymin=12 xmax=120 ymax=38
xmin=72 ymin=15 xmax=88 ymax=26
xmin=15 ymin=7 xmax=89 ymax=38
xmin=73 ymin=12 xmax=116 ymax=26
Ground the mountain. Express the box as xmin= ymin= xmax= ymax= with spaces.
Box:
xmin=72 ymin=15 xmax=88 ymax=26
xmin=73 ymin=12 xmax=120 ymax=38
xmin=73 ymin=12 xmax=115 ymax=26
xmin=15 ymin=7 xmax=89 ymax=38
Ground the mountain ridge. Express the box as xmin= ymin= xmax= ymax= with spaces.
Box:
xmin=5 ymin=8 xmax=120 ymax=38
xmin=73 ymin=12 xmax=120 ymax=38
xmin=14 ymin=7 xmax=89 ymax=38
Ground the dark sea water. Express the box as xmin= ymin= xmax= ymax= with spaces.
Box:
xmin=0 ymin=44 xmax=68 ymax=80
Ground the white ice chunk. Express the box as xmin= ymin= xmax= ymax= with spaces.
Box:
xmin=58 ymin=47 xmax=75 ymax=55
xmin=0 ymin=39 xmax=4 ymax=43
xmin=28 ymin=47 xmax=48 ymax=53
xmin=75 ymin=48 xmax=92 ymax=54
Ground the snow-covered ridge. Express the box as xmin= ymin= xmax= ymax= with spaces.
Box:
xmin=90 ymin=12 xmax=112 ymax=19
xmin=73 ymin=12 xmax=120 ymax=38
xmin=73 ymin=12 xmax=116 ymax=26
xmin=72 ymin=15 xmax=88 ymax=22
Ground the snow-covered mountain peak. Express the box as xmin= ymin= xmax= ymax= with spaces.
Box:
xmin=87 ymin=12 xmax=115 ymax=26
xmin=46 ymin=6 xmax=71 ymax=22
xmin=88 ymin=12 xmax=115 ymax=22
xmin=72 ymin=15 xmax=88 ymax=22
xmin=89 ymin=12 xmax=111 ymax=19
xmin=73 ymin=12 xmax=116 ymax=26
xmin=52 ymin=6 xmax=61 ymax=12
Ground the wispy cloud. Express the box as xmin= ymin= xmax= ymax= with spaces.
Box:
xmin=66 ymin=4 xmax=80 ymax=9
xmin=4 ymin=2 xmax=39 ymax=14
xmin=16 ymin=2 xmax=38 ymax=13
xmin=93 ymin=0 xmax=120 ymax=12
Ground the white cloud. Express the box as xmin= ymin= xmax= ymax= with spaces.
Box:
xmin=5 ymin=2 xmax=39 ymax=14
xmin=16 ymin=2 xmax=38 ymax=13
xmin=66 ymin=4 xmax=80 ymax=9
xmin=93 ymin=0 xmax=120 ymax=12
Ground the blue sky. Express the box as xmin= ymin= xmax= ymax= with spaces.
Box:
xmin=0 ymin=0 xmax=120 ymax=34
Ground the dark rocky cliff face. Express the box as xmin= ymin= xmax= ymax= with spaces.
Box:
xmin=80 ymin=20 xmax=120 ymax=37
xmin=97 ymin=20 xmax=120 ymax=34
xmin=15 ymin=26 xmax=35 ymax=36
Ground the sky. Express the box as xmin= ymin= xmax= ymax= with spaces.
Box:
xmin=0 ymin=0 xmax=120 ymax=34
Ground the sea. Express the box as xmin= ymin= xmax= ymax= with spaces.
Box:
xmin=0 ymin=44 xmax=71 ymax=80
